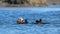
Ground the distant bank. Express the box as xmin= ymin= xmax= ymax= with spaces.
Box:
xmin=0 ymin=0 xmax=60 ymax=7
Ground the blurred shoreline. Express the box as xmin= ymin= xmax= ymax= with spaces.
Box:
xmin=0 ymin=0 xmax=60 ymax=7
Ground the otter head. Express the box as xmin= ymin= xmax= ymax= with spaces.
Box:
xmin=17 ymin=17 xmax=24 ymax=24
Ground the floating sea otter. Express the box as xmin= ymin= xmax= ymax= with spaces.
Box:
xmin=33 ymin=19 xmax=46 ymax=24
xmin=17 ymin=17 xmax=28 ymax=24
xmin=34 ymin=19 xmax=49 ymax=24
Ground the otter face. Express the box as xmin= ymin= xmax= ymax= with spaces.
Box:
xmin=17 ymin=17 xmax=24 ymax=24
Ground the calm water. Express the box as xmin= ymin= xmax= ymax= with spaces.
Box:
xmin=0 ymin=6 xmax=60 ymax=34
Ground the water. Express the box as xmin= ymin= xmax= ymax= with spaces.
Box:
xmin=0 ymin=6 xmax=60 ymax=34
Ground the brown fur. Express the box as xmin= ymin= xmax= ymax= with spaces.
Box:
xmin=17 ymin=18 xmax=24 ymax=24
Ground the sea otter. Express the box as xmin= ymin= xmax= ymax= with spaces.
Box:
xmin=33 ymin=19 xmax=49 ymax=24
xmin=33 ymin=19 xmax=44 ymax=24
